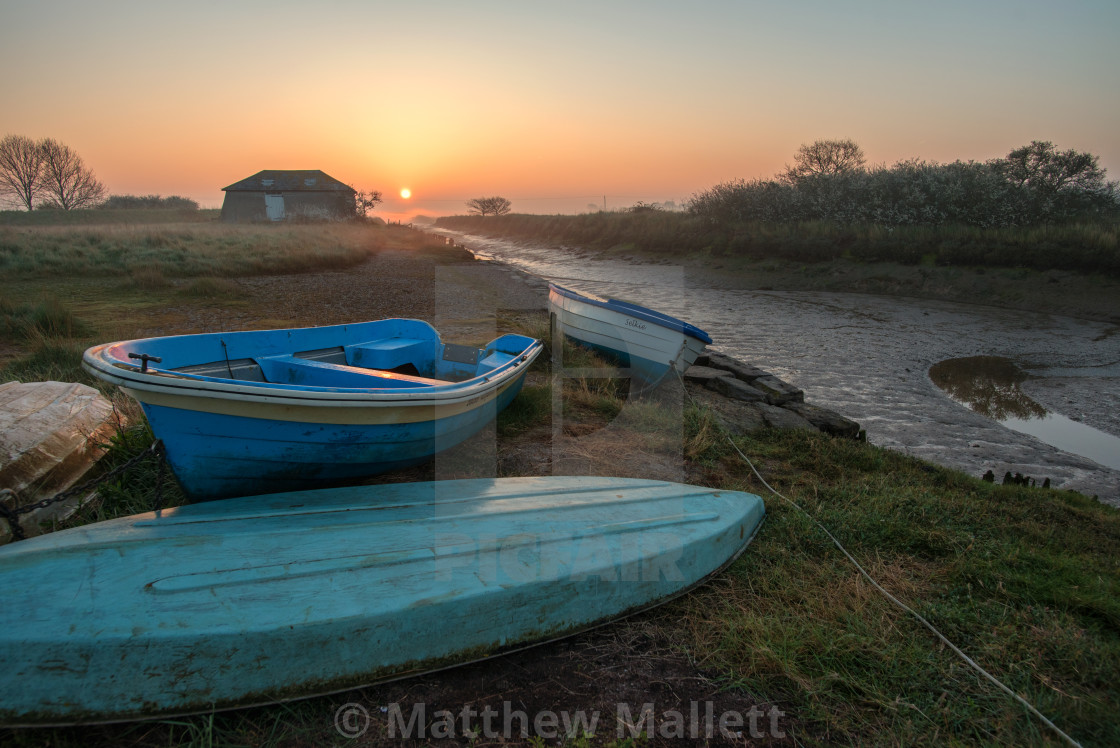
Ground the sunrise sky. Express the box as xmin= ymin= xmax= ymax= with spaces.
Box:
xmin=2 ymin=0 xmax=1118 ymax=222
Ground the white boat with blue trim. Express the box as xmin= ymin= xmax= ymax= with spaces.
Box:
xmin=83 ymin=319 xmax=542 ymax=499
xmin=549 ymin=283 xmax=712 ymax=392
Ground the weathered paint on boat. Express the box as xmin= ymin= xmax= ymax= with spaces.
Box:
xmin=0 ymin=381 xmax=117 ymax=541
xmin=82 ymin=319 xmax=543 ymax=499
xmin=0 ymin=476 xmax=764 ymax=725
xmin=549 ymin=283 xmax=711 ymax=392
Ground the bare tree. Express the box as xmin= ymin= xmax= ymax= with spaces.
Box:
xmin=782 ymin=138 xmax=866 ymax=182
xmin=354 ymin=189 xmax=383 ymax=217
xmin=0 ymin=134 xmax=45 ymax=211
xmin=38 ymin=138 xmax=105 ymax=210
xmin=466 ymin=196 xmax=512 ymax=216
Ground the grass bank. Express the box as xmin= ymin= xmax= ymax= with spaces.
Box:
xmin=435 ymin=213 xmax=1120 ymax=322
xmin=1 ymin=221 xmax=388 ymax=280
xmin=435 ymin=213 xmax=1120 ymax=276
xmin=0 ymin=223 xmax=464 ymax=369
xmin=1 ymin=222 xmax=1118 ymax=745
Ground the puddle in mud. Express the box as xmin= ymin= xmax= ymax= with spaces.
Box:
xmin=930 ymin=356 xmax=1120 ymax=471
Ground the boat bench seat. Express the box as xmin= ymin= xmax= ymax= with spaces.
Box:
xmin=345 ymin=338 xmax=434 ymax=371
xmin=477 ymin=351 xmax=516 ymax=374
xmin=256 ymin=355 xmax=443 ymax=389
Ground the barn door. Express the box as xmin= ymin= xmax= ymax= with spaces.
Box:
xmin=264 ymin=194 xmax=285 ymax=221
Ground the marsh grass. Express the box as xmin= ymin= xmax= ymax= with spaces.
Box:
xmin=496 ymin=382 xmax=552 ymax=437
xmin=0 ymin=222 xmax=390 ymax=280
xmin=0 ymin=208 xmax=219 ymax=227
xmin=54 ymin=422 xmax=188 ymax=529
xmin=1 ymin=298 xmax=91 ymax=341
xmin=437 ymin=213 xmax=1120 ymax=276
xmin=654 ymin=427 xmax=1120 ymax=746
xmin=128 ymin=266 xmax=171 ymax=290
xmin=682 ymin=403 xmax=729 ymax=462
xmin=563 ymin=376 xmax=626 ymax=423
xmin=0 ymin=335 xmax=92 ymax=386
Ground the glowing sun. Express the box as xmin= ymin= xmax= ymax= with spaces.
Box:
xmin=399 ymin=188 xmax=411 ymax=199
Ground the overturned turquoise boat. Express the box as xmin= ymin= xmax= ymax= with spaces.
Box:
xmin=0 ymin=476 xmax=765 ymax=725
xmin=83 ymin=319 xmax=543 ymax=499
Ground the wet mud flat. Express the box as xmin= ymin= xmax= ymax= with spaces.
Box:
xmin=714 ymin=290 xmax=1120 ymax=504
xmin=431 ymin=229 xmax=1120 ymax=505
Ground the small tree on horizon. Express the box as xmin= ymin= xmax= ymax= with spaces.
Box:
xmin=782 ymin=138 xmax=867 ymax=182
xmin=466 ymin=196 xmax=512 ymax=216
xmin=354 ymin=189 xmax=383 ymax=217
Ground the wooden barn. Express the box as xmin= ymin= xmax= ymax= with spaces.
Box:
xmin=220 ymin=170 xmax=356 ymax=222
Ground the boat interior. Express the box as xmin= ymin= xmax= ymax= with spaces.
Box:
xmin=161 ymin=335 xmax=533 ymax=388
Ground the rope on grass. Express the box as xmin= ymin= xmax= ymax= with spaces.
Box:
xmin=675 ymin=369 xmax=1083 ymax=748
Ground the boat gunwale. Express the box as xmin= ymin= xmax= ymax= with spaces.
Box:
xmin=82 ymin=339 xmax=544 ymax=406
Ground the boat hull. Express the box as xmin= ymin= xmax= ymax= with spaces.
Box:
xmin=549 ymin=284 xmax=710 ymax=392
xmin=0 ymin=477 xmax=764 ymax=725
xmin=135 ymin=373 xmax=528 ymax=498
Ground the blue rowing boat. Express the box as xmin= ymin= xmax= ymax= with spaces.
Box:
xmin=83 ymin=319 xmax=542 ymax=499
xmin=549 ymin=283 xmax=712 ymax=392
xmin=0 ymin=476 xmax=765 ymax=725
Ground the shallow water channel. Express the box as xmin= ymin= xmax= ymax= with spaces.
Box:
xmin=433 ymin=230 xmax=1120 ymax=505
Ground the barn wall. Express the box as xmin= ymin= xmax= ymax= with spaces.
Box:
xmin=220 ymin=191 xmax=355 ymax=223
xmin=282 ymin=192 xmax=356 ymax=220
xmin=220 ymin=192 xmax=268 ymax=222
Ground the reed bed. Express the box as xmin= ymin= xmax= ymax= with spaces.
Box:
xmin=436 ymin=213 xmax=1120 ymax=276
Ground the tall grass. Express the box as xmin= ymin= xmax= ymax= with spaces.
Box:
xmin=0 ymin=336 xmax=93 ymax=386
xmin=0 ymin=222 xmax=393 ymax=280
xmin=0 ymin=208 xmax=219 ymax=226
xmin=436 ymin=212 xmax=1120 ymax=276
xmin=1 ymin=298 xmax=91 ymax=341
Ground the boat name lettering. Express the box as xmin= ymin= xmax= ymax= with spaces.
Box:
xmin=625 ymin=318 xmax=647 ymax=331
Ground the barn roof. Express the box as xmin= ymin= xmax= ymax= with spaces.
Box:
xmin=222 ymin=170 xmax=356 ymax=193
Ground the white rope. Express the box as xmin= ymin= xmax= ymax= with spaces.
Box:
xmin=676 ymin=371 xmax=1083 ymax=747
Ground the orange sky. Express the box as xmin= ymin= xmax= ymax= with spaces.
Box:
xmin=2 ymin=1 xmax=1118 ymax=222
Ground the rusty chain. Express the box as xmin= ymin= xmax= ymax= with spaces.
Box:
xmin=0 ymin=439 xmax=165 ymax=542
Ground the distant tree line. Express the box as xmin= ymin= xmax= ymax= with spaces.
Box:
xmin=0 ymin=135 xmax=106 ymax=211
xmin=99 ymin=194 xmax=199 ymax=210
xmin=690 ymin=140 xmax=1119 ymax=229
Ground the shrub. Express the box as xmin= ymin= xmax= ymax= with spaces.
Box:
xmin=100 ymin=195 xmax=200 ymax=211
